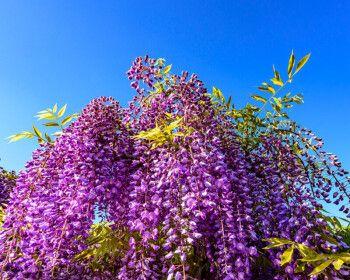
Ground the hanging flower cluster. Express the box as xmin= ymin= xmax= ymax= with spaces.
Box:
xmin=0 ymin=55 xmax=349 ymax=279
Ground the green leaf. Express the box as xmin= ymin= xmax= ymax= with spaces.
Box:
xmin=52 ymin=103 xmax=58 ymax=113
xmin=36 ymin=110 xmax=56 ymax=120
xmin=213 ymin=87 xmax=224 ymax=101
xmin=287 ymin=50 xmax=295 ymax=77
xmin=251 ymin=95 xmax=267 ymax=103
xmin=155 ymin=58 xmax=165 ymax=67
xmin=291 ymin=94 xmax=304 ymax=104
xmin=44 ymin=122 xmax=60 ymax=127
xmin=164 ymin=118 xmax=183 ymax=134
xmin=273 ymin=97 xmax=283 ymax=110
xmin=263 ymin=238 xmax=294 ymax=249
xmin=300 ymin=254 xmax=326 ymax=263
xmin=61 ymin=115 xmax=74 ymax=126
xmin=45 ymin=133 xmax=53 ymax=143
xmin=333 ymin=259 xmax=344 ymax=271
xmin=280 ymin=245 xmax=294 ymax=266
xmin=294 ymin=53 xmax=311 ymax=75
xmin=296 ymin=244 xmax=318 ymax=258
xmin=309 ymin=260 xmax=333 ymax=276
xmin=271 ymin=78 xmax=284 ymax=87
xmin=332 ymin=217 xmax=343 ymax=229
xmin=57 ymin=104 xmax=67 ymax=118
xmin=32 ymin=126 xmax=43 ymax=139
xmin=163 ymin=64 xmax=172 ymax=74
xmin=7 ymin=131 xmax=34 ymax=142
xmin=295 ymin=262 xmax=306 ymax=273
xmin=226 ymin=96 xmax=232 ymax=109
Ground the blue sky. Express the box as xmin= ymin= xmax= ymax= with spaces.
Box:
xmin=0 ymin=1 xmax=349 ymax=178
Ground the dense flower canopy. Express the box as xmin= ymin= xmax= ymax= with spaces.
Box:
xmin=0 ymin=56 xmax=349 ymax=279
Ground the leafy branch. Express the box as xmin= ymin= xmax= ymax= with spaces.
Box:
xmin=133 ymin=116 xmax=194 ymax=149
xmin=7 ymin=104 xmax=78 ymax=144
xmin=264 ymin=237 xmax=350 ymax=276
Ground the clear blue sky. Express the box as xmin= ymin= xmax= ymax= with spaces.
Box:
xmin=0 ymin=1 xmax=349 ymax=176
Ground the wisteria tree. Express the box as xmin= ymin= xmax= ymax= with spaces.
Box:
xmin=0 ymin=53 xmax=349 ymax=279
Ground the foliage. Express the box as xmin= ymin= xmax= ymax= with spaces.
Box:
xmin=0 ymin=53 xmax=349 ymax=279
xmin=74 ymin=222 xmax=130 ymax=274
xmin=264 ymin=237 xmax=350 ymax=277
xmin=7 ymin=104 xmax=78 ymax=144
xmin=134 ymin=116 xmax=194 ymax=149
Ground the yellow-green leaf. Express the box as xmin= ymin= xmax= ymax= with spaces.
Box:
xmin=333 ymin=259 xmax=344 ymax=271
xmin=7 ymin=131 xmax=34 ymax=143
xmin=294 ymin=53 xmax=311 ymax=75
xmin=271 ymin=77 xmax=284 ymax=87
xmin=213 ymin=87 xmax=224 ymax=100
xmin=226 ymin=96 xmax=232 ymax=108
xmin=264 ymin=238 xmax=294 ymax=246
xmin=300 ymin=254 xmax=326 ymax=263
xmin=57 ymin=104 xmax=67 ymax=118
xmin=296 ymin=244 xmax=318 ymax=258
xmin=252 ymin=95 xmax=267 ymax=103
xmin=52 ymin=103 xmax=58 ymax=113
xmin=267 ymin=86 xmax=275 ymax=94
xmin=287 ymin=50 xmax=295 ymax=76
xmin=163 ymin=64 xmax=172 ymax=74
xmin=44 ymin=122 xmax=60 ymax=127
xmin=295 ymin=262 xmax=306 ymax=273
xmin=32 ymin=126 xmax=43 ymax=139
xmin=155 ymin=58 xmax=165 ymax=67
xmin=36 ymin=111 xmax=56 ymax=120
xmin=45 ymin=133 xmax=53 ymax=143
xmin=309 ymin=260 xmax=333 ymax=276
xmin=273 ymin=97 xmax=283 ymax=109
xmin=280 ymin=245 xmax=294 ymax=266
xmin=61 ymin=115 xmax=74 ymax=126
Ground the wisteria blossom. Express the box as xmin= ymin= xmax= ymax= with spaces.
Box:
xmin=0 ymin=56 xmax=349 ymax=279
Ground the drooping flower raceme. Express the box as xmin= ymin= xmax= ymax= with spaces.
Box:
xmin=0 ymin=97 xmax=131 ymax=278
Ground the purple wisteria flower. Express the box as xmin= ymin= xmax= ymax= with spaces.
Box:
xmin=0 ymin=56 xmax=348 ymax=279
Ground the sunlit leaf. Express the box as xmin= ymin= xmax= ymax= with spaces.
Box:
xmin=295 ymin=262 xmax=306 ymax=273
xmin=61 ymin=115 xmax=75 ymax=126
xmin=36 ymin=111 xmax=56 ymax=120
xmin=287 ymin=50 xmax=295 ymax=77
xmin=296 ymin=244 xmax=318 ymax=258
xmin=251 ymin=95 xmax=267 ymax=104
xmin=155 ymin=58 xmax=165 ymax=67
xmin=226 ymin=96 xmax=232 ymax=108
xmin=52 ymin=103 xmax=58 ymax=113
xmin=309 ymin=260 xmax=333 ymax=276
xmin=294 ymin=53 xmax=311 ymax=75
xmin=280 ymin=245 xmax=294 ymax=266
xmin=263 ymin=238 xmax=294 ymax=249
xmin=163 ymin=64 xmax=172 ymax=74
xmin=45 ymin=133 xmax=53 ymax=143
xmin=7 ymin=131 xmax=34 ymax=142
xmin=333 ymin=259 xmax=344 ymax=271
xmin=57 ymin=104 xmax=67 ymax=118
xmin=271 ymin=77 xmax=284 ymax=86
xmin=213 ymin=87 xmax=224 ymax=101
xmin=44 ymin=122 xmax=60 ymax=127
xmin=273 ymin=97 xmax=283 ymax=110
xmin=32 ymin=125 xmax=43 ymax=139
